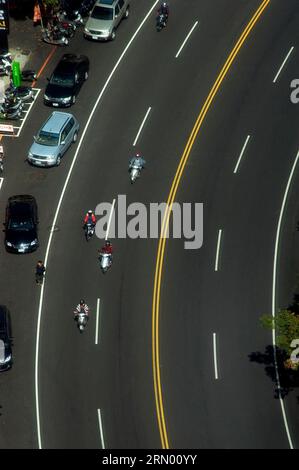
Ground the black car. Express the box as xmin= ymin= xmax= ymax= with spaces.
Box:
xmin=44 ymin=54 xmax=89 ymax=107
xmin=0 ymin=306 xmax=12 ymax=372
xmin=4 ymin=195 xmax=39 ymax=253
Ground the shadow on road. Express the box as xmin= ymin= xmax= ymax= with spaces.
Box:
xmin=249 ymin=345 xmax=299 ymax=401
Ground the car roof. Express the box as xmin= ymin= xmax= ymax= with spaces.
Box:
xmin=96 ymin=0 xmax=117 ymax=7
xmin=42 ymin=112 xmax=73 ymax=134
xmin=54 ymin=54 xmax=86 ymax=74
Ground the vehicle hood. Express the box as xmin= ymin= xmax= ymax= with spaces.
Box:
xmin=45 ymin=83 xmax=74 ymax=99
xmin=29 ymin=141 xmax=58 ymax=158
xmin=85 ymin=17 xmax=112 ymax=32
xmin=6 ymin=228 xmax=37 ymax=246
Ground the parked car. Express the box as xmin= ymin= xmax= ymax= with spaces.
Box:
xmin=0 ymin=306 xmax=12 ymax=372
xmin=44 ymin=54 xmax=89 ymax=107
xmin=84 ymin=0 xmax=129 ymax=41
xmin=4 ymin=195 xmax=39 ymax=254
xmin=28 ymin=111 xmax=79 ymax=167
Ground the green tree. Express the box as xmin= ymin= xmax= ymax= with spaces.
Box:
xmin=260 ymin=310 xmax=299 ymax=369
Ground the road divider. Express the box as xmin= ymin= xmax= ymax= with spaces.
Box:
xmin=97 ymin=409 xmax=105 ymax=449
xmin=273 ymin=46 xmax=294 ymax=83
xmin=133 ymin=107 xmax=152 ymax=147
xmin=233 ymin=135 xmax=251 ymax=174
xmin=175 ymin=21 xmax=199 ymax=59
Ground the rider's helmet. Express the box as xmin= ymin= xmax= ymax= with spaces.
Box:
xmin=162 ymin=2 xmax=167 ymax=7
xmin=88 ymin=209 xmax=93 ymax=214
xmin=136 ymin=153 xmax=141 ymax=158
xmin=79 ymin=299 xmax=85 ymax=305
xmin=105 ymin=240 xmax=111 ymax=246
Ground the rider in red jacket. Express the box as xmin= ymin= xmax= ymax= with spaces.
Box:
xmin=100 ymin=240 xmax=113 ymax=255
xmin=84 ymin=209 xmax=96 ymax=226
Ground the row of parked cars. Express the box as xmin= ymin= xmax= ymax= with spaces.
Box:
xmin=0 ymin=0 xmax=132 ymax=372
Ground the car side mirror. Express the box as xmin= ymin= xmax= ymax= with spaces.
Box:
xmin=61 ymin=141 xmax=66 ymax=145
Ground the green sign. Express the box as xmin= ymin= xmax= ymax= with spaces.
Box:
xmin=12 ymin=61 xmax=21 ymax=87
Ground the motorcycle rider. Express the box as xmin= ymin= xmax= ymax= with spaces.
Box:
xmin=157 ymin=2 xmax=169 ymax=26
xmin=129 ymin=153 xmax=146 ymax=171
xmin=99 ymin=240 xmax=113 ymax=256
xmin=35 ymin=260 xmax=46 ymax=285
xmin=74 ymin=299 xmax=89 ymax=319
xmin=83 ymin=209 xmax=96 ymax=229
xmin=0 ymin=145 xmax=4 ymax=173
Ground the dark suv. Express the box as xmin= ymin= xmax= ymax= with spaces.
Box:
xmin=4 ymin=195 xmax=39 ymax=253
xmin=0 ymin=306 xmax=12 ymax=372
xmin=44 ymin=54 xmax=89 ymax=107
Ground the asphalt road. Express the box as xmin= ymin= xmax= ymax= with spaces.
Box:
xmin=0 ymin=0 xmax=299 ymax=449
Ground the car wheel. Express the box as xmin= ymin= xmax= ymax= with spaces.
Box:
xmin=111 ymin=29 xmax=116 ymax=40
xmin=73 ymin=131 xmax=78 ymax=143
xmin=124 ymin=7 xmax=129 ymax=18
xmin=84 ymin=71 xmax=89 ymax=80
xmin=56 ymin=155 xmax=61 ymax=166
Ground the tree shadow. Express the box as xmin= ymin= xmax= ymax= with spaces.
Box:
xmin=288 ymin=294 xmax=299 ymax=315
xmin=248 ymin=345 xmax=299 ymax=401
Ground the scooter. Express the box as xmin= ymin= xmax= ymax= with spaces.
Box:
xmin=99 ymin=253 xmax=112 ymax=273
xmin=0 ymin=52 xmax=12 ymax=76
xmin=42 ymin=27 xmax=69 ymax=46
xmin=1 ymin=97 xmax=23 ymax=113
xmin=74 ymin=312 xmax=88 ymax=332
xmin=0 ymin=105 xmax=22 ymax=120
xmin=50 ymin=18 xmax=76 ymax=38
xmin=59 ymin=9 xmax=84 ymax=25
xmin=21 ymin=70 xmax=37 ymax=82
xmin=156 ymin=13 xmax=167 ymax=31
xmin=6 ymin=82 xmax=34 ymax=102
xmin=0 ymin=145 xmax=4 ymax=174
xmin=84 ymin=223 xmax=95 ymax=241
xmin=129 ymin=165 xmax=141 ymax=184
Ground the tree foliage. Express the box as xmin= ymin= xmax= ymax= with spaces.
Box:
xmin=260 ymin=310 xmax=299 ymax=369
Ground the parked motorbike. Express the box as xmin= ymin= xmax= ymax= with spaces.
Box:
xmin=20 ymin=69 xmax=37 ymax=82
xmin=0 ymin=52 xmax=12 ymax=76
xmin=129 ymin=165 xmax=141 ymax=184
xmin=50 ymin=18 xmax=76 ymax=38
xmin=59 ymin=9 xmax=83 ymax=25
xmin=99 ymin=253 xmax=112 ymax=274
xmin=84 ymin=223 xmax=95 ymax=241
xmin=42 ymin=27 xmax=69 ymax=46
xmin=0 ymin=105 xmax=22 ymax=120
xmin=1 ymin=97 xmax=23 ymax=113
xmin=74 ymin=311 xmax=88 ymax=333
xmin=156 ymin=13 xmax=167 ymax=31
xmin=6 ymin=82 xmax=34 ymax=102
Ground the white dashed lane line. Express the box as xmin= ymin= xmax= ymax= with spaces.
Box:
xmin=133 ymin=106 xmax=152 ymax=147
xmin=175 ymin=21 xmax=199 ymax=59
xmin=273 ymin=46 xmax=294 ymax=83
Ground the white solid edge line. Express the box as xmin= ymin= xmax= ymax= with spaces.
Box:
xmin=175 ymin=21 xmax=199 ymax=59
xmin=133 ymin=106 xmax=151 ymax=147
xmin=213 ymin=333 xmax=218 ymax=380
xmin=215 ymin=229 xmax=222 ymax=272
xmin=273 ymin=46 xmax=294 ymax=83
xmin=34 ymin=0 xmax=161 ymax=450
xmin=272 ymin=150 xmax=299 ymax=450
xmin=95 ymin=298 xmax=100 ymax=345
xmin=18 ymin=89 xmax=41 ymax=135
xmin=0 ymin=177 xmax=3 ymax=190
xmin=97 ymin=409 xmax=105 ymax=449
xmin=105 ymin=198 xmax=116 ymax=241
xmin=233 ymin=135 xmax=251 ymax=174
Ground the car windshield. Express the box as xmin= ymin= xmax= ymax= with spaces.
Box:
xmin=36 ymin=131 xmax=59 ymax=146
xmin=91 ymin=6 xmax=113 ymax=20
xmin=8 ymin=218 xmax=34 ymax=231
xmin=50 ymin=73 xmax=74 ymax=87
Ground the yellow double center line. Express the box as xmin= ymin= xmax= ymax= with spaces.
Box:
xmin=152 ymin=0 xmax=271 ymax=449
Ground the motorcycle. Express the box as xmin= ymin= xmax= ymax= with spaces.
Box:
xmin=42 ymin=27 xmax=69 ymax=46
xmin=35 ymin=273 xmax=44 ymax=286
xmin=59 ymin=9 xmax=84 ymax=25
xmin=74 ymin=311 xmax=88 ymax=332
xmin=99 ymin=253 xmax=112 ymax=274
xmin=5 ymin=83 xmax=34 ymax=102
xmin=156 ymin=13 xmax=167 ymax=31
xmin=129 ymin=165 xmax=141 ymax=184
xmin=0 ymin=53 xmax=12 ymax=76
xmin=50 ymin=18 xmax=76 ymax=38
xmin=1 ymin=98 xmax=23 ymax=114
xmin=20 ymin=70 xmax=37 ymax=82
xmin=0 ymin=106 xmax=22 ymax=120
xmin=84 ymin=223 xmax=95 ymax=241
